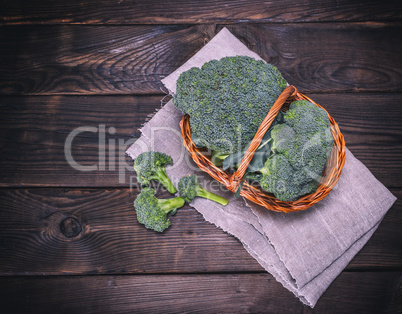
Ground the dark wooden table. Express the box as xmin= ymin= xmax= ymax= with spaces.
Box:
xmin=1 ymin=1 xmax=401 ymax=313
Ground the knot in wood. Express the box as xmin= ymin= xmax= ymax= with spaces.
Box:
xmin=60 ymin=217 xmax=82 ymax=238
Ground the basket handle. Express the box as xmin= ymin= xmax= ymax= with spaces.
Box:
xmin=228 ymin=85 xmax=298 ymax=191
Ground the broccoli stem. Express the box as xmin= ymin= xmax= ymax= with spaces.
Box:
xmin=152 ymin=168 xmax=177 ymax=194
xmin=195 ymin=186 xmax=229 ymax=206
xmin=211 ymin=151 xmax=229 ymax=167
xmin=157 ymin=197 xmax=185 ymax=214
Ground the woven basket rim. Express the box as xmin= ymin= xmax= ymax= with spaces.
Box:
xmin=180 ymin=85 xmax=346 ymax=213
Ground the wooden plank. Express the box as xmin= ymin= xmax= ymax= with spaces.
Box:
xmin=0 ymin=188 xmax=400 ymax=275
xmin=226 ymin=23 xmax=402 ymax=94
xmin=0 ymin=93 xmax=401 ymax=187
xmin=1 ymin=23 xmax=401 ymax=95
xmin=0 ymin=188 xmax=264 ymax=275
xmin=306 ymin=272 xmax=401 ymax=313
xmin=0 ymin=25 xmax=203 ymax=95
xmin=0 ymin=274 xmax=303 ymax=313
xmin=0 ymin=272 xmax=400 ymax=313
xmin=0 ymin=95 xmax=154 ymax=187
xmin=1 ymin=0 xmax=401 ymax=25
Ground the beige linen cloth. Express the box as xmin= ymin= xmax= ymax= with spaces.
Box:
xmin=126 ymin=28 xmax=397 ymax=307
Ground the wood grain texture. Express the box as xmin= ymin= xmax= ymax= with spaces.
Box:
xmin=0 ymin=272 xmax=400 ymax=313
xmin=0 ymin=94 xmax=401 ymax=187
xmin=1 ymin=0 xmax=401 ymax=25
xmin=225 ymin=23 xmax=402 ymax=93
xmin=0 ymin=25 xmax=201 ymax=95
xmin=0 ymin=188 xmax=263 ymax=275
xmin=0 ymin=9 xmax=401 ymax=312
xmin=0 ymin=188 xmax=400 ymax=275
xmin=1 ymin=23 xmax=401 ymax=95
xmin=0 ymin=95 xmax=154 ymax=187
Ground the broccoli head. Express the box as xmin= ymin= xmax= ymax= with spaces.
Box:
xmin=284 ymin=100 xmax=331 ymax=136
xmin=134 ymin=187 xmax=185 ymax=232
xmin=178 ymin=175 xmax=229 ymax=206
xmin=173 ymin=56 xmax=287 ymax=155
xmin=258 ymin=100 xmax=333 ymax=201
xmin=134 ymin=151 xmax=177 ymax=193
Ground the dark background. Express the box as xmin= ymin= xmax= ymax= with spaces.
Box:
xmin=0 ymin=1 xmax=401 ymax=313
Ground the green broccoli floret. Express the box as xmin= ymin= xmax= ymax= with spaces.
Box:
xmin=134 ymin=187 xmax=185 ymax=232
xmin=173 ymin=56 xmax=287 ymax=155
xmin=178 ymin=175 xmax=229 ymax=206
xmin=134 ymin=151 xmax=177 ymax=194
xmin=284 ymin=100 xmax=331 ymax=136
xmin=258 ymin=100 xmax=333 ymax=201
xmin=260 ymin=154 xmax=316 ymax=202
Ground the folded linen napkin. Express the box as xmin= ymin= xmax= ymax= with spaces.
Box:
xmin=126 ymin=28 xmax=397 ymax=307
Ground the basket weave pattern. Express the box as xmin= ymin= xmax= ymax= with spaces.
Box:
xmin=180 ymin=85 xmax=346 ymax=213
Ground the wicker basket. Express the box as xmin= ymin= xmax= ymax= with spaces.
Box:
xmin=180 ymin=85 xmax=346 ymax=213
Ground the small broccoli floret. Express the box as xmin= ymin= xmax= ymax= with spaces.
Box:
xmin=258 ymin=100 xmax=333 ymax=201
xmin=134 ymin=151 xmax=177 ymax=193
xmin=270 ymin=124 xmax=296 ymax=153
xmin=261 ymin=155 xmax=301 ymax=201
xmin=284 ymin=100 xmax=330 ymax=136
xmin=173 ymin=56 xmax=287 ymax=155
xmin=178 ymin=175 xmax=229 ymax=206
xmin=134 ymin=188 xmax=185 ymax=232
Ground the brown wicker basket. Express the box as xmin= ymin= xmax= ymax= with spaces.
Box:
xmin=180 ymin=85 xmax=346 ymax=213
